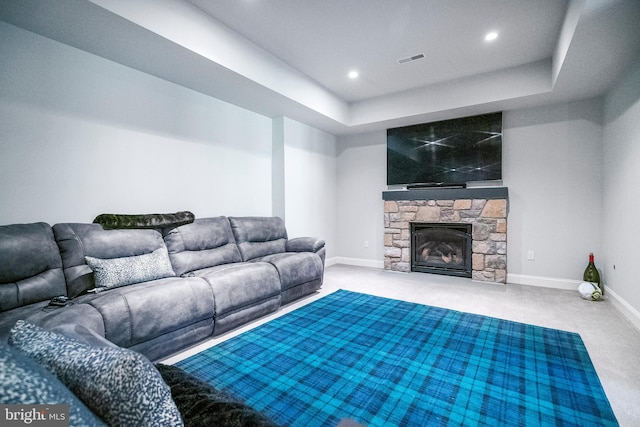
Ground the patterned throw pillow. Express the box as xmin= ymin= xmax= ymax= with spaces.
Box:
xmin=85 ymin=247 xmax=176 ymax=291
xmin=0 ymin=343 xmax=106 ymax=427
xmin=8 ymin=321 xmax=184 ymax=427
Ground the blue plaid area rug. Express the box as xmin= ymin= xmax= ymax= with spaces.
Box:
xmin=175 ymin=289 xmax=618 ymax=426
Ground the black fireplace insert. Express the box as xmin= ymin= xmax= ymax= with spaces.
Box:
xmin=411 ymin=223 xmax=472 ymax=277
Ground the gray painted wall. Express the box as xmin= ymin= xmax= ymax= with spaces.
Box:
xmin=603 ymin=58 xmax=640 ymax=316
xmin=504 ymin=99 xmax=603 ymax=282
xmin=0 ymin=22 xmax=273 ymax=224
xmin=336 ymin=131 xmax=386 ymax=267
xmin=280 ymin=117 xmax=338 ymax=261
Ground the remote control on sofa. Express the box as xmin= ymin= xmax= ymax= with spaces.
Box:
xmin=49 ymin=296 xmax=70 ymax=307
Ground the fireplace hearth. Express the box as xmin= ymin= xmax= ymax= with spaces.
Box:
xmin=411 ymin=223 xmax=472 ymax=277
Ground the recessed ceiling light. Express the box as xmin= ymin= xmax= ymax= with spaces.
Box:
xmin=348 ymin=70 xmax=359 ymax=79
xmin=485 ymin=31 xmax=498 ymax=41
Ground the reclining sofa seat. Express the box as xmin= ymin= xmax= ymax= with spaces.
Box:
xmin=163 ymin=216 xmax=282 ymax=336
xmin=0 ymin=223 xmax=67 ymax=340
xmin=51 ymin=223 xmax=215 ymax=361
xmin=228 ymin=217 xmax=325 ymax=304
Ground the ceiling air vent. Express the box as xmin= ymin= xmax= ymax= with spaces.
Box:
xmin=397 ymin=53 xmax=425 ymax=64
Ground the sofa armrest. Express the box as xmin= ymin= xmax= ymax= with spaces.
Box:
xmin=286 ymin=237 xmax=325 ymax=253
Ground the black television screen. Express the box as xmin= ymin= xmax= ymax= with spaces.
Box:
xmin=387 ymin=112 xmax=502 ymax=187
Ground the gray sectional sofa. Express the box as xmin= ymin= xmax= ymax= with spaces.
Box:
xmin=0 ymin=214 xmax=325 ymax=362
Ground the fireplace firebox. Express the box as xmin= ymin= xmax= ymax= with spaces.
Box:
xmin=411 ymin=223 xmax=472 ymax=278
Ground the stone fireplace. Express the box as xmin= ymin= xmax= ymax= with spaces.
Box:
xmin=383 ymin=187 xmax=508 ymax=283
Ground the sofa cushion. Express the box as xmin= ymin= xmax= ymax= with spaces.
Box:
xmin=24 ymin=302 xmax=107 ymax=344
xmin=0 ymin=343 xmax=106 ymax=426
xmin=8 ymin=320 xmax=184 ymax=427
xmin=80 ymin=276 xmax=214 ymax=349
xmin=229 ymin=217 xmax=287 ymax=261
xmin=196 ymin=263 xmax=280 ymax=318
xmin=257 ymin=252 xmax=323 ymax=291
xmin=0 ymin=222 xmax=67 ymax=312
xmin=164 ymin=217 xmax=242 ymax=276
xmin=85 ymin=247 xmax=175 ymax=291
xmin=195 ymin=262 xmax=281 ymax=335
xmin=0 ymin=301 xmax=50 ymax=342
xmin=53 ymin=223 xmax=170 ymax=297
xmin=156 ymin=364 xmax=279 ymax=427
xmin=129 ymin=318 xmax=215 ymax=363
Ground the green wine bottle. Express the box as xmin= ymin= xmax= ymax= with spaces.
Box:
xmin=583 ymin=253 xmax=602 ymax=295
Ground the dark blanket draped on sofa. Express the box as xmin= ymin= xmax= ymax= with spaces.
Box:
xmin=157 ymin=364 xmax=279 ymax=427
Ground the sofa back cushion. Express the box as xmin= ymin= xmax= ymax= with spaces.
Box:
xmin=163 ymin=217 xmax=242 ymax=276
xmin=229 ymin=217 xmax=287 ymax=261
xmin=0 ymin=222 xmax=67 ymax=312
xmin=53 ymin=223 xmax=170 ymax=297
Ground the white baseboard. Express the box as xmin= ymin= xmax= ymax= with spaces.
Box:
xmin=334 ymin=257 xmax=384 ymax=269
xmin=507 ymin=273 xmax=581 ymax=291
xmin=325 ymin=257 xmax=338 ymax=267
xmin=605 ymin=287 xmax=640 ymax=332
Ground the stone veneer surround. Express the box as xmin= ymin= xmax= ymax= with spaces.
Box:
xmin=384 ymin=197 xmax=508 ymax=283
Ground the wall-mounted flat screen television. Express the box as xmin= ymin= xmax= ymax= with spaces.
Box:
xmin=387 ymin=112 xmax=502 ymax=187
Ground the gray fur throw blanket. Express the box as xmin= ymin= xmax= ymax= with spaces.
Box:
xmin=93 ymin=211 xmax=195 ymax=230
